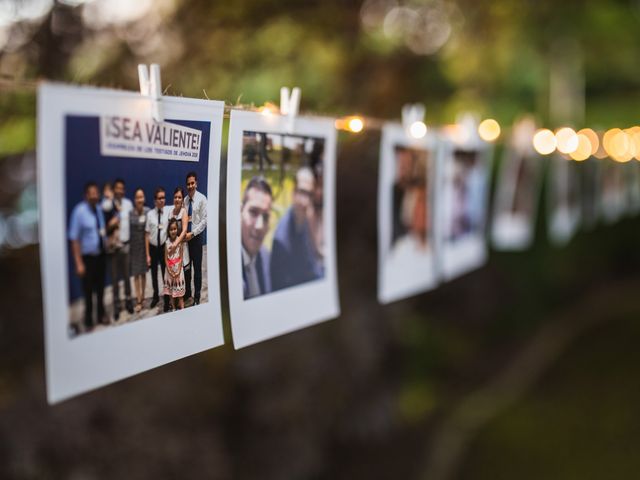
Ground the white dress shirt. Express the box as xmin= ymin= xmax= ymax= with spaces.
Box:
xmin=115 ymin=197 xmax=133 ymax=243
xmin=184 ymin=190 xmax=207 ymax=237
xmin=145 ymin=205 xmax=172 ymax=247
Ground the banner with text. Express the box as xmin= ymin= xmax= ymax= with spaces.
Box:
xmin=100 ymin=116 xmax=201 ymax=162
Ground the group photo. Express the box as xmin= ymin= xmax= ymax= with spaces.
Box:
xmin=65 ymin=115 xmax=211 ymax=337
xmin=240 ymin=130 xmax=326 ymax=300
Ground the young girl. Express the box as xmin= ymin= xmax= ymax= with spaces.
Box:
xmin=163 ymin=218 xmax=185 ymax=310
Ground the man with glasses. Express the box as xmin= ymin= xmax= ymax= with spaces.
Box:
xmin=145 ymin=187 xmax=171 ymax=312
xmin=240 ymin=176 xmax=273 ymax=299
xmin=270 ymin=167 xmax=324 ymax=291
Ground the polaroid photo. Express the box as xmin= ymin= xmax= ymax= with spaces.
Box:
xmin=491 ymin=119 xmax=543 ymax=251
xmin=38 ymin=83 xmax=225 ymax=403
xmin=377 ymin=123 xmax=440 ymax=304
xmin=547 ymin=155 xmax=582 ymax=246
xmin=438 ymin=125 xmax=493 ymax=281
xmin=599 ymin=160 xmax=626 ymax=224
xmin=226 ymin=110 xmax=339 ymax=349
xmin=580 ymin=156 xmax=602 ymax=231
xmin=623 ymin=160 xmax=640 ymax=216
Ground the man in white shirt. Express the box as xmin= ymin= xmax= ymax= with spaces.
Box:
xmin=145 ymin=187 xmax=171 ymax=312
xmin=108 ymin=178 xmax=134 ymax=319
xmin=184 ymin=171 xmax=207 ymax=305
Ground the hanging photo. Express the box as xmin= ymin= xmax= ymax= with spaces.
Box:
xmin=226 ymin=110 xmax=339 ymax=348
xmin=377 ymin=123 xmax=439 ymax=304
xmin=38 ymin=84 xmax=225 ymax=403
xmin=491 ymin=118 xmax=543 ymax=251
xmin=547 ymin=155 xmax=582 ymax=245
xmin=438 ymin=117 xmax=493 ymax=280
xmin=580 ymin=156 xmax=602 ymax=230
xmin=599 ymin=160 xmax=626 ymax=224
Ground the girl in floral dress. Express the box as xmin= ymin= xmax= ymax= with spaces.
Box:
xmin=163 ymin=218 xmax=185 ymax=310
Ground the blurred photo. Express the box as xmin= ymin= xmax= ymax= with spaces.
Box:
xmin=492 ymin=146 xmax=543 ymax=251
xmin=448 ymin=149 xmax=486 ymax=242
xmin=378 ymin=124 xmax=438 ymax=304
xmin=439 ymin=126 xmax=492 ymax=281
xmin=548 ymin=155 xmax=582 ymax=245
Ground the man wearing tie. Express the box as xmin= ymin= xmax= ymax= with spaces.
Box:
xmin=184 ymin=172 xmax=207 ymax=305
xmin=145 ymin=187 xmax=171 ymax=312
xmin=69 ymin=181 xmax=107 ymax=331
xmin=240 ymin=176 xmax=273 ymax=299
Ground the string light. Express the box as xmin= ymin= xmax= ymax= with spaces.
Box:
xmin=478 ymin=118 xmax=501 ymax=142
xmin=577 ymin=128 xmax=599 ymax=156
xmin=258 ymin=102 xmax=278 ymax=116
xmin=555 ymin=127 xmax=579 ymax=154
xmin=569 ymin=133 xmax=592 ymax=161
xmin=409 ymin=120 xmax=427 ymax=139
xmin=533 ymin=128 xmax=557 ymax=155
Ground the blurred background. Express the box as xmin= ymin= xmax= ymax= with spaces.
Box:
xmin=2 ymin=0 xmax=640 ymax=478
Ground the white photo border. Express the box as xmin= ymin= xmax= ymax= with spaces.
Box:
xmin=546 ymin=155 xmax=582 ymax=246
xmin=377 ymin=123 xmax=440 ymax=304
xmin=226 ymin=110 xmax=340 ymax=349
xmin=438 ymin=134 xmax=493 ymax=281
xmin=38 ymin=83 xmax=225 ymax=403
xmin=491 ymin=145 xmax=544 ymax=251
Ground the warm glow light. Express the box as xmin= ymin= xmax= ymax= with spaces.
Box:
xmin=626 ymin=126 xmax=640 ymax=160
xmin=533 ymin=128 xmax=557 ymax=155
xmin=555 ymin=127 xmax=579 ymax=154
xmin=478 ymin=118 xmax=501 ymax=142
xmin=569 ymin=134 xmax=592 ymax=161
xmin=603 ymin=128 xmax=632 ymax=162
xmin=348 ymin=117 xmax=364 ymax=133
xmin=578 ymin=128 xmax=599 ymax=156
xmin=409 ymin=120 xmax=427 ymax=139
xmin=258 ymin=102 xmax=278 ymax=116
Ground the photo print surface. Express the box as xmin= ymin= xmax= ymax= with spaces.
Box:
xmin=227 ymin=111 xmax=339 ymax=349
xmin=378 ymin=123 xmax=439 ymax=304
xmin=599 ymin=160 xmax=626 ymax=224
xmin=492 ymin=136 xmax=543 ymax=250
xmin=38 ymin=84 xmax=225 ymax=403
xmin=547 ymin=155 xmax=582 ymax=245
xmin=439 ymin=132 xmax=492 ymax=281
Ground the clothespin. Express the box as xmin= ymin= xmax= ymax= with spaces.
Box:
xmin=280 ymin=86 xmax=301 ymax=134
xmin=402 ymin=103 xmax=427 ymax=139
xmin=456 ymin=112 xmax=480 ymax=145
xmin=138 ymin=63 xmax=163 ymax=123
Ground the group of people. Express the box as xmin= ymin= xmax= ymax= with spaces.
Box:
xmin=241 ymin=167 xmax=325 ymax=299
xmin=68 ymin=172 xmax=207 ymax=331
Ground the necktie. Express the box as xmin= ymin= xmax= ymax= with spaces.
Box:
xmin=92 ymin=205 xmax=104 ymax=252
xmin=187 ymin=197 xmax=193 ymax=233
xmin=246 ymin=259 xmax=261 ymax=297
xmin=157 ymin=209 xmax=162 ymax=245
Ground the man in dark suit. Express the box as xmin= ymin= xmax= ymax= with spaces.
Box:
xmin=270 ymin=167 xmax=323 ymax=291
xmin=241 ymin=176 xmax=273 ymax=299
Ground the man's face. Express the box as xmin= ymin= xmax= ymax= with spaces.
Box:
xmin=293 ymin=174 xmax=314 ymax=223
xmin=186 ymin=176 xmax=197 ymax=197
xmin=241 ymin=188 xmax=272 ymax=257
xmin=113 ymin=182 xmax=125 ymax=199
xmin=155 ymin=191 xmax=166 ymax=210
xmin=86 ymin=186 xmax=99 ymax=206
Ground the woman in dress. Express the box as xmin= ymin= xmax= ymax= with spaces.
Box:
xmin=168 ymin=187 xmax=190 ymax=302
xmin=163 ymin=218 xmax=185 ymax=309
xmin=129 ymin=188 xmax=149 ymax=312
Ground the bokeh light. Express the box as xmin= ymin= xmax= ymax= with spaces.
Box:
xmin=555 ymin=127 xmax=579 ymax=154
xmin=569 ymin=133 xmax=592 ymax=161
xmin=409 ymin=120 xmax=427 ymax=139
xmin=533 ymin=128 xmax=557 ymax=155
xmin=478 ymin=118 xmax=501 ymax=142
